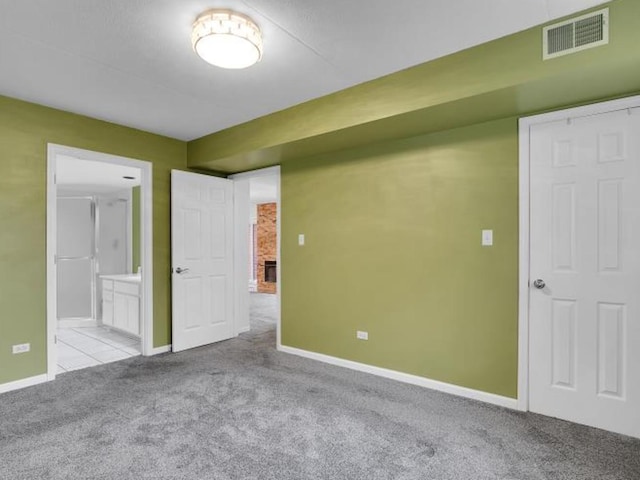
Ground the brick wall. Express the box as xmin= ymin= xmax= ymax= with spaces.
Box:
xmin=257 ymin=203 xmax=277 ymax=294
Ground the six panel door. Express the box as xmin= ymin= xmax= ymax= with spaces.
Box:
xmin=529 ymin=108 xmax=640 ymax=438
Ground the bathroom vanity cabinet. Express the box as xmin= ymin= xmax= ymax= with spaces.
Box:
xmin=101 ymin=274 xmax=141 ymax=337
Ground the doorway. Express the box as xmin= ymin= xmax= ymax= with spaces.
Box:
xmin=169 ymin=166 xmax=280 ymax=353
xmin=47 ymin=145 xmax=153 ymax=379
xmin=519 ymin=96 xmax=640 ymax=438
xmin=231 ymin=166 xmax=281 ymax=346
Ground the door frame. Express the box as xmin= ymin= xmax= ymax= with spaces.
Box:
xmin=46 ymin=144 xmax=154 ymax=380
xmin=228 ymin=166 xmax=281 ymax=349
xmin=517 ymin=94 xmax=640 ymax=412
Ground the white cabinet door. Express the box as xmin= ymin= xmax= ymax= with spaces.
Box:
xmin=102 ymin=281 xmax=114 ymax=326
xmin=127 ymin=295 xmax=140 ymax=336
xmin=171 ymin=170 xmax=235 ymax=352
xmin=102 ymin=299 xmax=114 ymax=326
xmin=114 ymin=293 xmax=128 ymax=332
xmin=529 ymin=108 xmax=640 ymax=438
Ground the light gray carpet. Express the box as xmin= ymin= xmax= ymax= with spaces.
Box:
xmin=1 ymin=294 xmax=639 ymax=479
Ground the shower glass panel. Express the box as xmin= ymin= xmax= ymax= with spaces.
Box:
xmin=98 ymin=197 xmax=129 ymax=275
xmin=57 ymin=197 xmax=95 ymax=320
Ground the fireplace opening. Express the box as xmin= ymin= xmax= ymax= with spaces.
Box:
xmin=264 ymin=260 xmax=277 ymax=283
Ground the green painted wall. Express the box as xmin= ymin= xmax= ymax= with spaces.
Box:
xmin=132 ymin=186 xmax=141 ymax=273
xmin=0 ymin=95 xmax=186 ymax=385
xmin=189 ymin=0 xmax=640 ymax=173
xmin=281 ymin=118 xmax=519 ymax=397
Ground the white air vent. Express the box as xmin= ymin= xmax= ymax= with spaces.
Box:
xmin=543 ymin=8 xmax=609 ymax=60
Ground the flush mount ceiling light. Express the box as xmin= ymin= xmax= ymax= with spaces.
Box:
xmin=191 ymin=9 xmax=263 ymax=69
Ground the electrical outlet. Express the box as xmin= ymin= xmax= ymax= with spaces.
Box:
xmin=482 ymin=229 xmax=493 ymax=246
xmin=356 ymin=331 xmax=368 ymax=341
xmin=12 ymin=343 xmax=30 ymax=354
xmin=298 ymin=234 xmax=305 ymax=246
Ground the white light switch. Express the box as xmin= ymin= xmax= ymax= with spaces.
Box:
xmin=482 ymin=230 xmax=493 ymax=246
xmin=298 ymin=234 xmax=305 ymax=246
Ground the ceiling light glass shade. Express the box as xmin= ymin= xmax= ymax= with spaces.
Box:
xmin=192 ymin=10 xmax=263 ymax=69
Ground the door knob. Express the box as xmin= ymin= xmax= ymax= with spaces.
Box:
xmin=175 ymin=267 xmax=190 ymax=274
xmin=533 ymin=279 xmax=546 ymax=289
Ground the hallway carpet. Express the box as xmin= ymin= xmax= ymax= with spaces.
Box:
xmin=1 ymin=297 xmax=639 ymax=479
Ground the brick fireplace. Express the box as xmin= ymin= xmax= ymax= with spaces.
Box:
xmin=257 ymin=203 xmax=277 ymax=294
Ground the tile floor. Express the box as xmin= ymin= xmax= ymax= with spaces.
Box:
xmin=57 ymin=326 xmax=141 ymax=374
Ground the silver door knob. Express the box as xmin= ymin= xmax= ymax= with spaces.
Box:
xmin=533 ymin=279 xmax=546 ymax=289
xmin=175 ymin=267 xmax=189 ymax=274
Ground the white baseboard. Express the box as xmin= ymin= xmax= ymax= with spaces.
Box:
xmin=238 ymin=326 xmax=251 ymax=334
xmin=148 ymin=345 xmax=171 ymax=355
xmin=0 ymin=374 xmax=49 ymax=395
xmin=278 ymin=345 xmax=519 ymax=410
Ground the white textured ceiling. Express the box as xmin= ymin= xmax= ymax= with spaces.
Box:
xmin=57 ymin=155 xmax=141 ymax=193
xmin=0 ymin=0 xmax=608 ymax=141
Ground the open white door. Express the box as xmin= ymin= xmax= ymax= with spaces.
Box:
xmin=171 ymin=170 xmax=235 ymax=352
xmin=529 ymin=108 xmax=640 ymax=438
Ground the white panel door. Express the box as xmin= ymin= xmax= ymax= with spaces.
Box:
xmin=171 ymin=170 xmax=235 ymax=352
xmin=529 ymin=108 xmax=640 ymax=438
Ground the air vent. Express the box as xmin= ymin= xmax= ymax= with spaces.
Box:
xmin=543 ymin=8 xmax=609 ymax=60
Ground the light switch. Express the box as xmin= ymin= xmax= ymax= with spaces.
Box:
xmin=482 ymin=230 xmax=493 ymax=246
xmin=298 ymin=234 xmax=305 ymax=246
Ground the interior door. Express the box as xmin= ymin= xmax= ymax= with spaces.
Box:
xmin=171 ymin=170 xmax=235 ymax=352
xmin=529 ymin=107 xmax=640 ymax=438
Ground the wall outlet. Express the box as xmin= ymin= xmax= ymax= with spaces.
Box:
xmin=298 ymin=234 xmax=305 ymax=246
xmin=12 ymin=343 xmax=30 ymax=354
xmin=356 ymin=331 xmax=369 ymax=340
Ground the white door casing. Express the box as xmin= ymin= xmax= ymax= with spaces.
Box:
xmin=171 ymin=170 xmax=235 ymax=352
xmin=47 ymin=144 xmax=154 ymax=381
xmin=527 ymin=107 xmax=640 ymax=438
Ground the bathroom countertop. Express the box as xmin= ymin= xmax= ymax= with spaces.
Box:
xmin=100 ymin=274 xmax=141 ymax=283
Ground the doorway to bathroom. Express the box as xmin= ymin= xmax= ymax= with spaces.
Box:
xmin=46 ymin=145 xmax=153 ymax=379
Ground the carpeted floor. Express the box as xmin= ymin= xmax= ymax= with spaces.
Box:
xmin=1 ymin=293 xmax=639 ymax=479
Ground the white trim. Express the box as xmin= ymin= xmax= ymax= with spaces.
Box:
xmin=149 ymin=345 xmax=172 ymax=355
xmin=228 ymin=165 xmax=281 ymax=348
xmin=276 ymin=169 xmax=281 ymax=349
xmin=517 ymin=93 xmax=640 ymax=413
xmin=47 ymin=145 xmax=154 ymax=379
xmin=519 ymin=95 xmax=640 ymax=128
xmin=46 ymin=150 xmax=57 ymax=380
xmin=232 ymin=179 xmax=250 ymax=336
xmin=279 ymin=345 xmax=518 ymax=410
xmin=0 ymin=374 xmax=49 ymax=395
xmin=238 ymin=326 xmax=251 ymax=334
xmin=127 ymin=188 xmax=134 ymax=273
xmin=517 ymin=117 xmax=531 ymax=412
